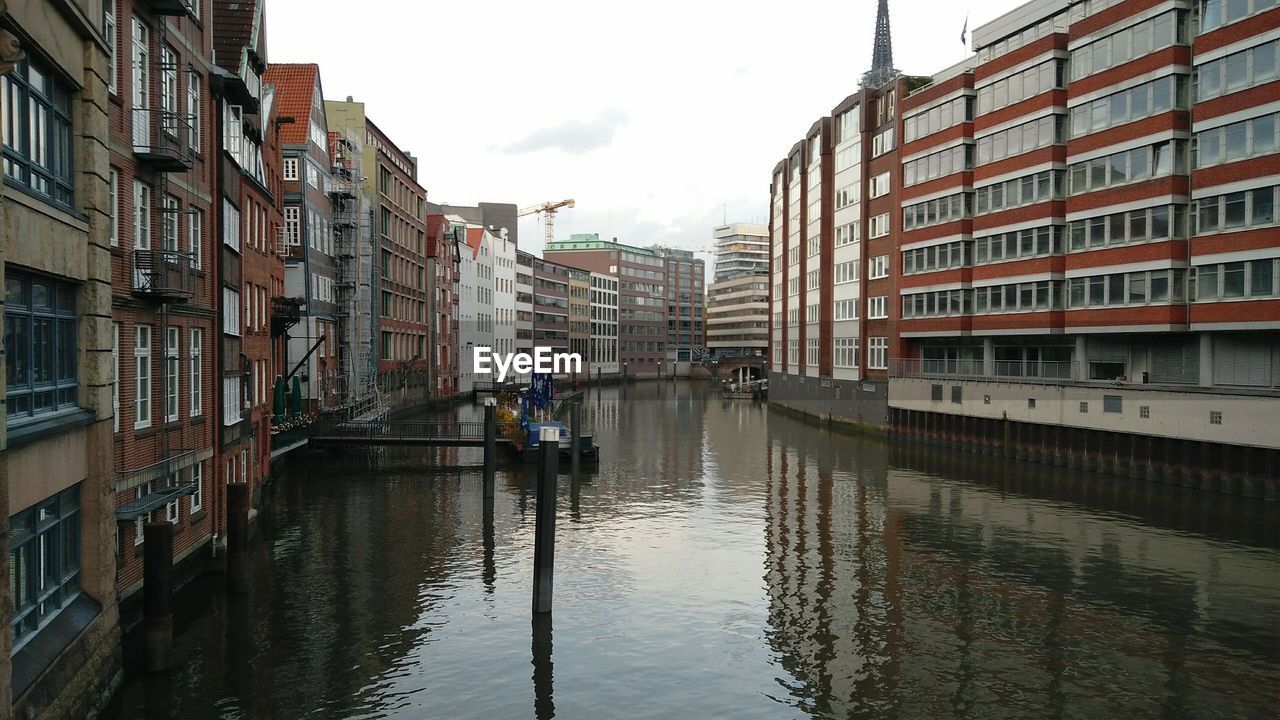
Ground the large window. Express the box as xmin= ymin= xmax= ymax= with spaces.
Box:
xmin=159 ymin=45 xmax=178 ymax=136
xmin=975 ymin=280 xmax=1065 ymax=313
xmin=5 ymin=272 xmax=77 ymax=422
xmin=164 ymin=327 xmax=179 ymax=422
xmin=976 ymin=226 xmax=1063 ymax=263
xmin=189 ymin=206 xmax=202 ymax=269
xmin=222 ymin=287 xmax=240 ymax=336
xmin=903 ymin=192 xmax=971 ymax=231
xmin=109 ymin=169 xmax=119 ymax=246
xmin=867 ymin=337 xmax=888 ymax=370
xmin=976 ymin=114 xmax=1066 ymax=165
xmin=187 ymin=69 xmax=201 ymax=150
xmin=1194 ymin=113 xmax=1277 ymax=168
xmin=1068 ymin=269 xmax=1187 ymax=307
xmin=904 ymin=96 xmax=973 ymax=144
xmin=2 ymin=54 xmax=74 ymax=207
xmin=1199 ymin=0 xmax=1279 ymax=34
xmin=977 ymin=169 xmax=1065 ymax=214
xmin=189 ymin=328 xmax=202 ymax=417
xmin=1195 ymin=258 xmax=1278 ymax=300
xmin=977 ymin=59 xmax=1066 ymax=115
xmin=1070 ymin=75 xmax=1187 ymax=137
xmin=9 ymin=485 xmax=80 ymax=649
xmin=1069 ymin=204 xmax=1189 ymax=250
xmin=1070 ymin=141 xmax=1187 ymax=195
xmin=223 ymin=199 xmax=240 ymax=252
xmin=1071 ymin=10 xmax=1186 ymax=81
xmin=112 ymin=322 xmax=120 ymax=432
xmin=1194 ymin=39 xmax=1278 ymax=101
xmin=904 ymin=239 xmax=972 ymax=274
xmin=134 ymin=325 xmax=151 ymax=429
xmin=904 ymin=144 xmax=972 ymax=186
xmin=222 ymin=376 xmax=242 ymax=426
xmin=104 ymin=3 xmax=117 ymax=94
xmin=903 ymin=288 xmax=973 ymax=318
xmin=1195 ymin=186 xmax=1277 ymax=233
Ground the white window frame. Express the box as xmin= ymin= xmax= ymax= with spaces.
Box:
xmin=189 ymin=206 xmax=202 ymax=269
xmin=190 ymin=328 xmax=202 ymax=417
xmin=870 ymin=255 xmax=889 ymax=279
xmin=109 ymin=168 xmax=119 ymax=246
xmin=283 ymin=157 xmax=298 ymax=181
xmin=223 ymin=376 xmax=242 ymax=426
xmin=187 ymin=69 xmax=201 ymax=149
xmin=133 ymin=481 xmax=151 ymax=545
xmin=868 ymin=337 xmax=888 ymax=370
xmin=134 ymin=180 xmax=151 ymax=250
xmin=190 ymin=461 xmax=203 ymax=513
xmin=134 ymin=325 xmax=151 ymax=429
xmin=112 ymin=322 xmax=120 ymax=432
xmin=223 ymin=287 xmax=241 ymax=336
xmin=285 ymin=206 xmax=300 ymax=246
xmin=165 ymin=472 xmax=179 ymax=523
xmin=868 ymin=296 xmax=888 ymax=319
xmin=223 ymin=198 xmax=240 ymax=252
xmin=105 ymin=4 xmax=117 ymax=95
xmin=164 ymin=326 xmax=179 ymax=422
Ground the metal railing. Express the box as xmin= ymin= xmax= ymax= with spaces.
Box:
xmin=130 ymin=107 xmax=194 ymax=169
xmin=132 ymin=249 xmax=196 ymax=300
xmin=311 ymin=419 xmax=519 ymax=444
xmin=890 ymin=358 xmax=1078 ymax=385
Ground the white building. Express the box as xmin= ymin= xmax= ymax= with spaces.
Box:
xmin=707 ymin=223 xmax=770 ymax=359
xmin=454 ymin=218 xmax=494 ymax=393
xmin=590 ymin=271 xmax=619 ymax=376
xmin=492 ymin=228 xmax=517 ymax=357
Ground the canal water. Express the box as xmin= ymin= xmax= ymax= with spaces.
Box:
xmin=105 ymin=382 xmax=1280 ymax=719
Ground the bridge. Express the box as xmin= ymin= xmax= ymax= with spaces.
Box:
xmin=309 ymin=420 xmax=518 ymax=447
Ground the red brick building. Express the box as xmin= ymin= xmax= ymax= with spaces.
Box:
xmin=211 ymin=0 xmax=280 ymax=515
xmin=426 ymin=212 xmax=459 ymax=398
xmin=109 ymin=0 xmax=218 ymax=598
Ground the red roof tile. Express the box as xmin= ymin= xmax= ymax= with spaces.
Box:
xmin=465 ymin=227 xmax=484 ymax=260
xmin=264 ymin=63 xmax=318 ymax=146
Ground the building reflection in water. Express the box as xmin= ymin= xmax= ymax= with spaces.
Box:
xmin=763 ymin=415 xmax=1279 ymax=719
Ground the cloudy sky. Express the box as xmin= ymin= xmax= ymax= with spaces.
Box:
xmin=266 ymin=0 xmax=1024 ymax=259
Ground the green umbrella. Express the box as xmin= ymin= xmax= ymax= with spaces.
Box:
xmin=273 ymin=377 xmax=287 ymax=423
xmin=291 ymin=375 xmax=303 ymax=416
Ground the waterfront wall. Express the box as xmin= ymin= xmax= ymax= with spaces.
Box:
xmin=768 ymin=374 xmax=889 ymax=434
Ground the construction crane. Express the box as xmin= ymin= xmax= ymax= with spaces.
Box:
xmin=518 ymin=199 xmax=576 ymax=245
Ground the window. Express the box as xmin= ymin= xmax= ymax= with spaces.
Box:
xmin=112 ymin=322 xmax=120 ymax=432
xmin=975 ymin=226 xmax=1062 ymax=263
xmin=835 ymin=221 xmax=859 ymax=246
xmin=222 ymin=376 xmax=242 ymax=425
xmin=1194 ymin=113 xmax=1278 ymax=168
xmin=105 ymin=4 xmax=117 ymax=94
xmin=869 ymin=213 xmax=890 ymax=239
xmin=976 ymin=114 xmax=1066 ymax=165
xmin=1199 ymin=0 xmax=1278 ymax=33
xmin=903 ymin=144 xmax=972 ymax=186
xmin=283 ymin=157 xmax=298 ymax=181
xmin=977 ymin=170 xmax=1065 ymax=213
xmin=976 ymin=280 xmax=1066 ymax=313
xmin=868 ymin=296 xmax=888 ymax=318
xmin=903 ymin=192 xmax=973 ymax=231
xmin=2 ymin=54 xmax=75 ymax=207
xmin=1070 ymin=75 xmax=1187 ymax=137
xmin=1071 ymin=10 xmax=1185 ymax=81
xmin=835 ymin=260 xmax=859 ymax=284
xmin=835 ymin=182 xmax=859 ymax=209
xmin=163 ymin=327 xmax=179 ymax=422
xmin=904 ymin=239 xmax=973 ymax=274
xmin=223 ymin=287 xmax=240 ymax=336
xmin=977 ymin=59 xmax=1067 ymax=114
xmin=872 ymin=128 xmax=895 ymax=157
xmin=1070 ymin=204 xmax=1189 ymax=250
xmin=902 ymin=288 xmax=973 ymax=318
xmin=164 ymin=472 xmax=180 ymax=523
xmin=189 ymin=328 xmax=202 ymax=417
xmin=134 ymin=325 xmax=151 ymax=428
xmin=835 ymin=299 xmax=860 ymax=320
xmin=1071 ymin=141 xmax=1185 ymax=194
xmin=162 ymin=194 xmax=179 ymax=251
xmin=223 ymin=199 xmax=240 ymax=251
xmin=188 ymin=206 xmax=202 ymax=269
xmin=870 ymin=172 xmax=891 ymax=198
xmin=5 ymin=273 xmax=77 ymax=422
xmin=1195 ymin=258 xmax=1279 ymax=300
xmin=904 ymin=96 xmax=973 ymax=143
xmin=1195 ymin=186 xmax=1277 ymax=234
xmin=1195 ymin=40 xmax=1278 ymax=101
xmin=190 ymin=462 xmax=203 ymax=513
xmin=159 ymin=45 xmax=179 ymax=139
xmin=869 ymin=255 xmax=889 ymax=279
xmin=1067 ymin=269 xmax=1187 ymax=307
xmin=868 ymin=337 xmax=888 ymax=369
xmin=9 ymin=485 xmax=81 ymax=649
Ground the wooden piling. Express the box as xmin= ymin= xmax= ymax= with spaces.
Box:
xmin=533 ymin=426 xmax=559 ymax=614
xmin=227 ymin=482 xmax=250 ymax=596
xmin=483 ymin=399 xmax=497 ymax=498
xmin=143 ymin=521 xmax=175 ymax=672
xmin=570 ymin=403 xmax=581 ymax=474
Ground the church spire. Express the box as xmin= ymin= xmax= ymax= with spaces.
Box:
xmin=863 ymin=0 xmax=898 ymax=87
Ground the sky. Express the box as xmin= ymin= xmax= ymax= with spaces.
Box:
xmin=265 ymin=0 xmax=1025 ymax=261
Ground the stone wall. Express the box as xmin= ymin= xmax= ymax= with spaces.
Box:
xmin=768 ymin=373 xmax=889 ymax=435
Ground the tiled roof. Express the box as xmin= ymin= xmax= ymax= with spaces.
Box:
xmin=212 ymin=0 xmax=259 ymax=73
xmin=264 ymin=64 xmax=318 ymax=146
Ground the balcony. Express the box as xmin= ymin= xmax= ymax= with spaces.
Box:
xmin=132 ymin=250 xmax=196 ymax=302
xmin=130 ymin=108 xmax=194 ymax=171
xmin=143 ymin=0 xmax=194 ymax=16
xmin=271 ymin=296 xmax=304 ymax=337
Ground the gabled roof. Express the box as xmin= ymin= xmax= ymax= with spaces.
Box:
xmin=264 ymin=63 xmax=318 ymax=146
xmin=212 ymin=0 xmax=263 ymax=73
xmin=465 ymin=227 xmax=484 ymax=260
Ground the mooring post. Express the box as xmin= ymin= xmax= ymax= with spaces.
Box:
xmin=570 ymin=403 xmax=581 ymax=473
xmin=532 ymin=613 xmax=555 ymax=719
xmin=483 ymin=397 xmax=497 ymax=498
xmin=227 ymin=482 xmax=251 ymax=595
xmin=533 ymin=426 xmax=559 ymax=614
xmin=143 ymin=521 xmax=175 ymax=672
